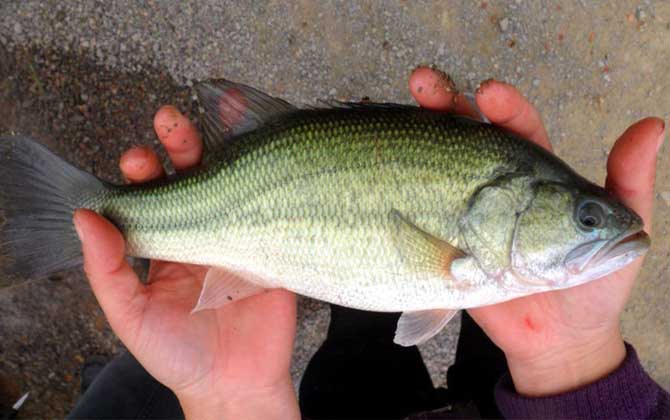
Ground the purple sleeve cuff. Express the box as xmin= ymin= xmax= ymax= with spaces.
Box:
xmin=495 ymin=343 xmax=670 ymax=419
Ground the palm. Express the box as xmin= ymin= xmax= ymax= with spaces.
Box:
xmin=77 ymin=105 xmax=298 ymax=405
xmin=118 ymin=260 xmax=296 ymax=396
xmin=469 ymin=262 xmax=639 ymax=361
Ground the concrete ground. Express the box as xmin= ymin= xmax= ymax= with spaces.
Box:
xmin=0 ymin=1 xmax=668 ymax=417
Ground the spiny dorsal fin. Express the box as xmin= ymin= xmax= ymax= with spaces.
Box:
xmin=314 ymin=99 xmax=418 ymax=111
xmin=390 ymin=209 xmax=466 ymax=279
xmin=195 ymin=79 xmax=296 ymax=157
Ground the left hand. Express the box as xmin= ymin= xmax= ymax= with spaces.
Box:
xmin=74 ymin=106 xmax=299 ymax=420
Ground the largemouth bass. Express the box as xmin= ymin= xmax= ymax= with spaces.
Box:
xmin=0 ymin=80 xmax=650 ymax=346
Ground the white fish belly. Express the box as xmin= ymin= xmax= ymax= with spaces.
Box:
xmin=141 ymin=223 xmax=507 ymax=312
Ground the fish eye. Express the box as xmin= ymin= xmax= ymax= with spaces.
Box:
xmin=576 ymin=201 xmax=606 ymax=230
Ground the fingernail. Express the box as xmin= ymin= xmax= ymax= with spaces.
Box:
xmin=657 ymin=120 xmax=666 ymax=153
xmin=475 ymin=78 xmax=496 ymax=95
xmin=73 ymin=211 xmax=85 ymax=242
xmin=155 ymin=105 xmax=183 ymax=138
xmin=161 ymin=105 xmax=182 ymax=119
xmin=430 ymin=66 xmax=457 ymax=94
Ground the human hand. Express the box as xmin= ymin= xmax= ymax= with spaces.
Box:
xmin=409 ymin=67 xmax=664 ymax=396
xmin=73 ymin=106 xmax=300 ymax=420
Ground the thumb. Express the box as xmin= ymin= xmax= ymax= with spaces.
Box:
xmin=602 ymin=117 xmax=664 ymax=287
xmin=74 ymin=209 xmax=146 ymax=345
xmin=605 ymin=117 xmax=665 ymax=230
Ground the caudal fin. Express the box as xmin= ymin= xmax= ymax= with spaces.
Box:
xmin=0 ymin=136 xmax=106 ymax=279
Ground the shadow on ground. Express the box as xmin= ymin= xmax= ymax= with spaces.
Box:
xmin=0 ymin=42 xmax=190 ymax=418
xmin=0 ymin=41 xmax=339 ymax=418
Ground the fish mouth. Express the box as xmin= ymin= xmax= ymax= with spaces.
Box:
xmin=565 ymin=228 xmax=650 ymax=276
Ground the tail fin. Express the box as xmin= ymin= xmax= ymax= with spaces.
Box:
xmin=0 ymin=136 xmax=106 ymax=279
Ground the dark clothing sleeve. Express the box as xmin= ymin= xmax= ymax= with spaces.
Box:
xmin=68 ymin=352 xmax=183 ymax=420
xmin=494 ymin=344 xmax=670 ymax=419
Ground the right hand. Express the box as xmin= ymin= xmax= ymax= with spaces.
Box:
xmin=74 ymin=106 xmax=300 ymax=420
xmin=409 ymin=67 xmax=664 ymax=397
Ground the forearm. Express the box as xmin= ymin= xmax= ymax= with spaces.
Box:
xmin=177 ymin=378 xmax=300 ymax=420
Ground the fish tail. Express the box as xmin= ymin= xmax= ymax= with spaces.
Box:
xmin=0 ymin=136 xmax=106 ymax=280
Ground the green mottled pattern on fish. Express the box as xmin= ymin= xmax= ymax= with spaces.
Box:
xmin=83 ymin=107 xmax=570 ymax=311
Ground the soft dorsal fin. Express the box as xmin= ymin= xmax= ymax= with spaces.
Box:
xmin=195 ymin=79 xmax=296 ymax=157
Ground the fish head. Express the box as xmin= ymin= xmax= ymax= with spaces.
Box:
xmin=509 ymin=181 xmax=650 ymax=290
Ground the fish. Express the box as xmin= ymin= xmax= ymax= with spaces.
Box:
xmin=0 ymin=79 xmax=650 ymax=346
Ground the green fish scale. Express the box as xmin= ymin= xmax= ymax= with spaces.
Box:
xmin=86 ymin=108 xmax=537 ymax=281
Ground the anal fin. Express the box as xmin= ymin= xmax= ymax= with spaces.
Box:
xmin=192 ymin=267 xmax=273 ymax=313
xmin=394 ymin=309 xmax=459 ymax=347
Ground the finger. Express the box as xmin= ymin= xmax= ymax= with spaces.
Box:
xmin=409 ymin=67 xmax=491 ymax=120
xmin=409 ymin=67 xmax=457 ymax=110
xmin=74 ymin=209 xmax=146 ymax=345
xmin=153 ymin=105 xmax=204 ymax=170
xmin=119 ymin=146 xmax=164 ymax=183
xmin=218 ymin=87 xmax=249 ymax=128
xmin=476 ymin=80 xmax=552 ymax=151
xmin=605 ymin=117 xmax=665 ymax=229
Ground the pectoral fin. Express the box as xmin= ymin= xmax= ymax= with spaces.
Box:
xmin=390 ymin=209 xmax=466 ymax=279
xmin=192 ymin=267 xmax=272 ymax=313
xmin=394 ymin=309 xmax=459 ymax=346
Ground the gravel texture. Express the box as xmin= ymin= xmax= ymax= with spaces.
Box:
xmin=0 ymin=1 xmax=669 ymax=417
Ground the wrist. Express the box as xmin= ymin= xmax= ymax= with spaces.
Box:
xmin=177 ymin=376 xmax=300 ymax=420
xmin=506 ymin=328 xmax=626 ymax=397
